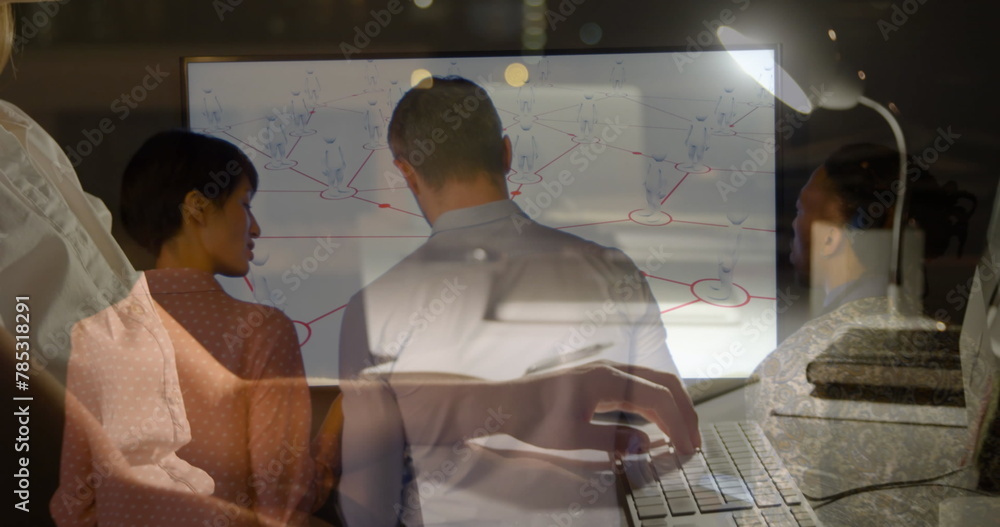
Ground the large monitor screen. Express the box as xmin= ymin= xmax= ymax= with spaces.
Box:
xmin=183 ymin=49 xmax=780 ymax=384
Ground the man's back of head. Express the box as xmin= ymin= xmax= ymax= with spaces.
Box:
xmin=388 ymin=76 xmax=507 ymax=190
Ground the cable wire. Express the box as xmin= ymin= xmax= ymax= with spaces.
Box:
xmin=802 ymin=467 xmax=997 ymax=509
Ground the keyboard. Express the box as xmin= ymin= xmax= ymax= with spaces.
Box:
xmin=618 ymin=422 xmax=822 ymax=527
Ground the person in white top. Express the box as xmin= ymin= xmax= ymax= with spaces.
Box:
xmin=0 ymin=4 xmax=242 ymax=526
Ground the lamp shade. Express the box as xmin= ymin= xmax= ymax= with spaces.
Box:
xmin=717 ymin=25 xmax=866 ymax=114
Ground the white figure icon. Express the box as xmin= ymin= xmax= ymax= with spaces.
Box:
xmin=753 ymin=65 xmax=775 ymax=107
xmin=576 ymin=94 xmax=598 ymax=143
xmin=304 ymin=70 xmax=321 ymax=107
xmin=321 ymin=137 xmax=351 ymax=199
xmin=683 ymin=115 xmax=710 ymax=170
xmin=537 ymin=57 xmax=551 ymax=84
xmin=713 ymin=87 xmax=736 ymax=135
xmin=201 ymin=89 xmax=227 ymax=132
xmin=388 ymin=79 xmax=405 ymax=110
xmin=517 ymin=81 xmax=535 ymax=113
xmin=710 ymin=204 xmax=750 ymax=301
xmin=610 ymin=58 xmax=626 ymax=95
xmin=289 ymin=92 xmax=316 ymax=137
xmin=365 ymin=59 xmax=380 ymax=89
xmin=364 ymin=101 xmax=388 ymax=148
xmin=511 ymin=120 xmax=539 ymax=183
xmin=264 ymin=114 xmax=295 ymax=170
xmin=447 ymin=60 xmax=461 ymax=77
xmin=641 ymin=152 xmax=673 ymax=218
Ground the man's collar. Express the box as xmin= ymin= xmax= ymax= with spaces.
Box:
xmin=430 ymin=199 xmax=526 ymax=236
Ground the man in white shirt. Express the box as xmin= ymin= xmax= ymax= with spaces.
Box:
xmin=336 ymin=76 xmax=694 ymax=526
xmin=341 ymin=76 xmax=680 ymax=383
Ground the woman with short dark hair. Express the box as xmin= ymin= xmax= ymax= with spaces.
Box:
xmin=120 ymin=130 xmax=327 ymax=526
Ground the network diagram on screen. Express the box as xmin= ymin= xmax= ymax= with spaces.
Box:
xmin=185 ymin=50 xmax=779 ymax=383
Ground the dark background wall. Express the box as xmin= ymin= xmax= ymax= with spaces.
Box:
xmin=3 ymin=0 xmax=995 ymax=329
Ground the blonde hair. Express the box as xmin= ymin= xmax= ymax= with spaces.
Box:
xmin=0 ymin=4 xmax=13 ymax=73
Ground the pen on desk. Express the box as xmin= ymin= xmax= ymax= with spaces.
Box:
xmin=524 ymin=342 xmax=613 ymax=375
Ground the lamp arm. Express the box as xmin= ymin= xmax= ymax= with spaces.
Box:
xmin=857 ymin=95 xmax=908 ymax=314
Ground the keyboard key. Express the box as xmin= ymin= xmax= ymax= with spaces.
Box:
xmin=681 ymin=457 xmax=708 ymax=468
xmin=733 ymin=509 xmax=767 ymax=527
xmin=789 ymin=505 xmax=815 ymax=526
xmin=625 ymin=459 xmax=658 ymax=491
xmin=664 ymin=489 xmax=690 ymax=499
xmin=632 ymin=486 xmax=663 ymax=498
xmin=699 ymin=500 xmax=754 ymax=512
xmin=789 ymin=506 xmax=810 ymax=519
xmin=693 ymin=484 xmax=720 ymax=494
xmin=652 ymin=459 xmax=679 ymax=473
xmin=732 ymin=510 xmax=761 ymax=521
xmin=636 ymin=503 xmax=669 ymax=519
xmin=633 ymin=495 xmax=667 ymax=508
xmin=754 ymin=492 xmax=783 ymax=508
xmin=619 ymin=423 xmax=819 ymax=527
xmin=761 ymin=508 xmax=798 ymax=527
xmin=779 ymin=489 xmax=801 ymax=506
xmin=718 ymin=479 xmax=746 ymax=490
xmin=685 ymin=467 xmax=710 ymax=477
xmin=666 ymin=515 xmax=739 ymax=527
xmin=667 ymin=497 xmax=697 ymax=516
xmin=697 ymin=495 xmax=724 ymax=509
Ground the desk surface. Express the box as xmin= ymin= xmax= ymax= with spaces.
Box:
xmin=697 ymin=384 xmax=980 ymax=526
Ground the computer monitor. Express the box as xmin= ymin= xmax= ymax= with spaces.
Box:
xmin=182 ymin=48 xmax=782 ymax=384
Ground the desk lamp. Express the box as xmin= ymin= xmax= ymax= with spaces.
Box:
xmin=717 ymin=25 xmax=910 ymax=316
xmin=717 ymin=26 xmax=969 ymax=409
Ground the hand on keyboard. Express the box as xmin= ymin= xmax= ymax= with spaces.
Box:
xmin=513 ymin=361 xmax=701 ymax=455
